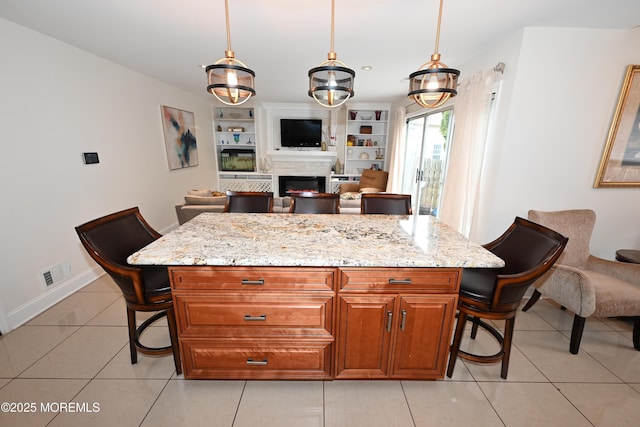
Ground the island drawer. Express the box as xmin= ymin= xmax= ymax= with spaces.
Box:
xmin=340 ymin=268 xmax=460 ymax=292
xmin=169 ymin=267 xmax=337 ymax=291
xmin=174 ymin=294 xmax=333 ymax=336
xmin=181 ymin=339 xmax=333 ymax=379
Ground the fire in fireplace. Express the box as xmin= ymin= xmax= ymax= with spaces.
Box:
xmin=278 ymin=176 xmax=326 ymax=197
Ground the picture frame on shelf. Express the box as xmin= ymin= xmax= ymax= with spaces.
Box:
xmin=594 ymin=65 xmax=640 ymax=187
xmin=161 ymin=105 xmax=198 ymax=170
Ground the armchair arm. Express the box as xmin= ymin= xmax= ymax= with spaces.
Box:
xmin=339 ymin=182 xmax=360 ymax=193
xmin=533 ymin=264 xmax=597 ymax=317
xmin=586 ymin=255 xmax=640 ymax=286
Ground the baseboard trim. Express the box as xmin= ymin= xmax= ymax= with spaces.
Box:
xmin=3 ymin=221 xmax=177 ymax=334
xmin=5 ymin=266 xmax=103 ymax=331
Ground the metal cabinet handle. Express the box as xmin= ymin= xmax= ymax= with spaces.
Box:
xmin=386 ymin=311 xmax=393 ymax=332
xmin=241 ymin=279 xmax=265 ymax=285
xmin=388 ymin=278 xmax=412 ymax=285
xmin=244 ymin=314 xmax=267 ymax=321
xmin=246 ymin=358 xmax=268 ymax=366
xmin=400 ymin=310 xmax=407 ymax=331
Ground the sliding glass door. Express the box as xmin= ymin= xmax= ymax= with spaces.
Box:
xmin=401 ymin=109 xmax=453 ymax=216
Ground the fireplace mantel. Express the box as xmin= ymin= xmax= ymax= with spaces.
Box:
xmin=267 ymin=150 xmax=337 ymax=163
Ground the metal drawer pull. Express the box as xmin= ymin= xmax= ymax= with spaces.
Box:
xmin=244 ymin=314 xmax=267 ymax=321
xmin=388 ymin=278 xmax=412 ymax=284
xmin=241 ymin=278 xmax=265 ymax=285
xmin=246 ymin=358 xmax=268 ymax=366
xmin=386 ymin=311 xmax=393 ymax=332
xmin=400 ymin=310 xmax=407 ymax=331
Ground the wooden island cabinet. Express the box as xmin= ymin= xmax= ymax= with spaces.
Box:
xmin=169 ymin=266 xmax=336 ymax=379
xmin=128 ymin=213 xmax=504 ymax=380
xmin=336 ymin=268 xmax=459 ymax=379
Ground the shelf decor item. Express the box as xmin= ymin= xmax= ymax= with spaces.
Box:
xmin=308 ymin=0 xmax=355 ymax=108
xmin=408 ymin=0 xmax=460 ymax=108
xmin=205 ymin=0 xmax=255 ymax=105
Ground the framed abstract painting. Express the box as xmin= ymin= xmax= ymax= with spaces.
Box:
xmin=161 ymin=106 xmax=198 ymax=170
xmin=595 ymin=65 xmax=640 ymax=187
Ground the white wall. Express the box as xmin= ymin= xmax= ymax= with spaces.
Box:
xmin=0 ymin=18 xmax=218 ymax=331
xmin=471 ymin=27 xmax=640 ymax=258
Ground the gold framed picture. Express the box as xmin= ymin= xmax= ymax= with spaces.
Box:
xmin=594 ymin=65 xmax=640 ymax=187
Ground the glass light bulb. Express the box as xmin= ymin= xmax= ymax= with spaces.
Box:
xmin=426 ymin=73 xmax=439 ymax=90
xmin=226 ymin=69 xmax=238 ymax=86
xmin=328 ymin=71 xmax=337 ymax=87
xmin=225 ymin=69 xmax=239 ymax=103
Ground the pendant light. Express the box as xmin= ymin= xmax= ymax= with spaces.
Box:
xmin=408 ymin=0 xmax=460 ymax=108
xmin=308 ymin=0 xmax=355 ymax=108
xmin=205 ymin=0 xmax=255 ymax=105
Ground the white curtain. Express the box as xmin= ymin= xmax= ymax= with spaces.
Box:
xmin=386 ymin=107 xmax=407 ymax=193
xmin=439 ymin=68 xmax=498 ymax=240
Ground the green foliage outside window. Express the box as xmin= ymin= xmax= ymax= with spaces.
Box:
xmin=439 ymin=110 xmax=451 ymax=141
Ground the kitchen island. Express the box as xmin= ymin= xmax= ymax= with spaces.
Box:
xmin=128 ymin=213 xmax=504 ymax=380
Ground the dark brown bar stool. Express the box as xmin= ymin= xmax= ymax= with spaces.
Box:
xmin=289 ymin=192 xmax=340 ymax=214
xmin=223 ymin=191 xmax=274 ymax=213
xmin=447 ymin=217 xmax=567 ymax=379
xmin=360 ymin=193 xmax=412 ymax=215
xmin=75 ymin=207 xmax=182 ymax=375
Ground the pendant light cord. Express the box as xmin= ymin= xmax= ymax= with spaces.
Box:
xmin=225 ymin=0 xmax=232 ymax=52
xmin=434 ymin=0 xmax=443 ymax=55
xmin=330 ymin=0 xmax=335 ymax=54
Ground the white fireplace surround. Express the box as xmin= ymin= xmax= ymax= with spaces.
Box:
xmin=267 ymin=150 xmax=337 ymax=193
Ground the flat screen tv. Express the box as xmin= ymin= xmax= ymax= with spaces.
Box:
xmin=280 ymin=119 xmax=322 ymax=147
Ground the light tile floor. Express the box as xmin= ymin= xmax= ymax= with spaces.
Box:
xmin=1 ymin=275 xmax=640 ymax=426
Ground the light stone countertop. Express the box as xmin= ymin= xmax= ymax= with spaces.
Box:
xmin=128 ymin=213 xmax=504 ymax=268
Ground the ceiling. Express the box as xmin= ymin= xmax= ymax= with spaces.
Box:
xmin=1 ymin=0 xmax=639 ymax=105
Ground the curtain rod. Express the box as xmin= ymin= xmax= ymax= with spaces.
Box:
xmin=494 ymin=62 xmax=505 ymax=73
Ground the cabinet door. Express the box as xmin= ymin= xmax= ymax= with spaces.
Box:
xmin=391 ymin=295 xmax=457 ymax=379
xmin=335 ymin=295 xmax=395 ymax=379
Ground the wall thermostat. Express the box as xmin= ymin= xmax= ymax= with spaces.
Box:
xmin=83 ymin=152 xmax=99 ymax=164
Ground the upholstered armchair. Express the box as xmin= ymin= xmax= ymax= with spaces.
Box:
xmin=338 ymin=169 xmax=388 ymax=194
xmin=522 ymin=209 xmax=640 ymax=354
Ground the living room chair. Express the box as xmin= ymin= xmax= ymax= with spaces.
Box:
xmin=75 ymin=207 xmax=182 ymax=374
xmin=223 ymin=191 xmax=274 ymax=213
xmin=447 ymin=217 xmax=567 ymax=379
xmin=289 ymin=192 xmax=340 ymax=214
xmin=361 ymin=193 xmax=412 ymax=214
xmin=338 ymin=169 xmax=389 ymax=194
xmin=522 ymin=209 xmax=640 ymax=354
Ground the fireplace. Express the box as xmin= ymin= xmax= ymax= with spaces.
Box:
xmin=278 ymin=176 xmax=326 ymax=197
